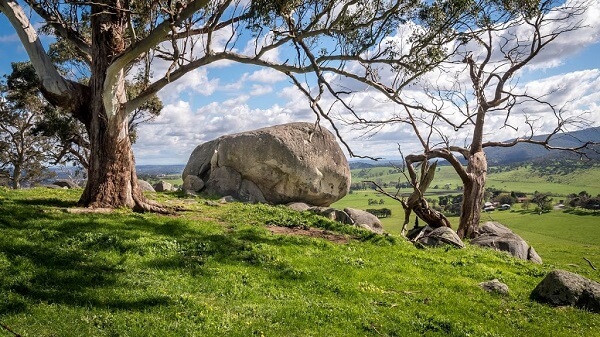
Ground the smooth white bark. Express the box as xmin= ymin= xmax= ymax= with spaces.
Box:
xmin=0 ymin=0 xmax=71 ymax=97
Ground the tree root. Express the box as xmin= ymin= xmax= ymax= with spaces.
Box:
xmin=132 ymin=196 xmax=176 ymax=215
xmin=583 ymin=257 xmax=597 ymax=271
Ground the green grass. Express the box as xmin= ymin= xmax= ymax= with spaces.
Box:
xmin=0 ymin=188 xmax=599 ymax=336
xmin=352 ymin=165 xmax=600 ymax=196
xmin=333 ymin=189 xmax=600 ymax=271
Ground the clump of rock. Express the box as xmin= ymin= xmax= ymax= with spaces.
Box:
xmin=407 ymin=225 xmax=465 ymax=249
xmin=287 ymin=202 xmax=383 ymax=234
xmin=53 ymin=179 xmax=79 ymax=189
xmin=531 ymin=270 xmax=600 ymax=313
xmin=479 ymin=279 xmax=509 ymax=295
xmin=471 ymin=222 xmax=542 ymax=264
xmin=138 ymin=180 xmax=155 ymax=192
xmin=182 ymin=122 xmax=350 ymax=206
xmin=153 ymin=180 xmax=174 ymax=192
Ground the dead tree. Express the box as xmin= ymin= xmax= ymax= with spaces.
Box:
xmin=367 ymin=159 xmax=450 ymax=237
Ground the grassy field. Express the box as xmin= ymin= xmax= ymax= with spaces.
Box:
xmin=0 ymin=187 xmax=599 ymax=336
xmin=331 ymin=189 xmax=600 ymax=271
xmin=352 ymin=164 xmax=600 ymax=196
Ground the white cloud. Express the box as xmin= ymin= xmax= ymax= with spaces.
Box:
xmin=249 ymin=84 xmax=273 ymax=96
xmin=247 ymin=68 xmax=287 ymax=83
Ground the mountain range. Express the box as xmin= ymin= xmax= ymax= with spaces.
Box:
xmin=350 ymin=126 xmax=600 ymax=169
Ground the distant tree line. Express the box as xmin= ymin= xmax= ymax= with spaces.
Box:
xmin=366 ymin=209 xmax=392 ymax=218
xmin=567 ymin=191 xmax=600 ymax=212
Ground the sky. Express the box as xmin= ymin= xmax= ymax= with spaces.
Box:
xmin=0 ymin=1 xmax=599 ymax=165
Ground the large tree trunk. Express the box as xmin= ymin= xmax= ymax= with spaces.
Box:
xmin=76 ymin=1 xmax=165 ymax=213
xmin=457 ymin=151 xmax=487 ymax=239
xmin=77 ymin=86 xmax=165 ymax=212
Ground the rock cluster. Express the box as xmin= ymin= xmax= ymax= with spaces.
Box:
xmin=406 ymin=225 xmax=465 ymax=249
xmin=182 ymin=123 xmax=350 ymax=206
xmin=287 ymin=202 xmax=384 ymax=234
xmin=471 ymin=222 xmax=542 ymax=264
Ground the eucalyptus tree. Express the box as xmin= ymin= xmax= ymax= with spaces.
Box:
xmin=0 ymin=0 xmax=459 ymax=211
xmin=348 ymin=0 xmax=594 ymax=238
xmin=0 ymin=62 xmax=55 ymax=189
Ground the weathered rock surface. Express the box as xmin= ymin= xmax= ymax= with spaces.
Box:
xmin=479 ymin=279 xmax=509 ymax=295
xmin=287 ymin=202 xmax=312 ymax=212
xmin=153 ymin=180 xmax=173 ymax=192
xmin=344 ymin=208 xmax=384 ymax=234
xmin=531 ymin=270 xmax=600 ymax=313
xmin=408 ymin=226 xmax=464 ymax=248
xmin=53 ymin=179 xmax=79 ymax=189
xmin=471 ymin=222 xmax=542 ymax=264
xmin=138 ymin=180 xmax=155 ymax=192
xmin=183 ymin=122 xmax=350 ymax=206
xmin=182 ymin=175 xmax=204 ymax=193
xmin=309 ymin=207 xmax=354 ymax=225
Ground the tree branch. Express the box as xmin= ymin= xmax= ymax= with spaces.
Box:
xmin=24 ymin=0 xmax=92 ymax=63
xmin=0 ymin=0 xmax=72 ymax=98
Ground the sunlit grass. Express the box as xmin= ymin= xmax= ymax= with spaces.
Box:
xmin=0 ymin=187 xmax=599 ymax=336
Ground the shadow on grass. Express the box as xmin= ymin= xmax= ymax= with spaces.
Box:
xmin=13 ymin=197 xmax=78 ymax=208
xmin=0 ymin=207 xmax=326 ymax=315
xmin=563 ymin=208 xmax=600 ymax=216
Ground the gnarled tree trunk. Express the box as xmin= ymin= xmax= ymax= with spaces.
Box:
xmin=457 ymin=150 xmax=487 ymax=239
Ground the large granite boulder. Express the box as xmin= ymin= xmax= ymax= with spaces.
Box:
xmin=183 ymin=122 xmax=350 ymax=206
xmin=471 ymin=222 xmax=542 ymax=264
xmin=531 ymin=270 xmax=600 ymax=312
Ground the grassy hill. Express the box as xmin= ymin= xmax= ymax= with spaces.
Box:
xmin=1 ymin=188 xmax=599 ymax=336
xmin=349 ymin=164 xmax=600 ymax=196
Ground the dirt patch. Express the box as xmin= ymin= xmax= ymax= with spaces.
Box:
xmin=267 ymin=225 xmax=351 ymax=244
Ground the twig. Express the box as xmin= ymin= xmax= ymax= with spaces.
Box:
xmin=583 ymin=257 xmax=597 ymax=271
xmin=0 ymin=322 xmax=21 ymax=337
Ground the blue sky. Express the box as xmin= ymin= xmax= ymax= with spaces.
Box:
xmin=1 ymin=1 xmax=599 ymax=165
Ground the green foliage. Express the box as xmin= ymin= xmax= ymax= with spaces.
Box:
xmin=531 ymin=192 xmax=553 ymax=213
xmin=1 ymin=189 xmax=599 ymax=336
xmin=0 ymin=62 xmax=56 ymax=188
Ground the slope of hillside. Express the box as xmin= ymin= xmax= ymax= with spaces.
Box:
xmin=485 ymin=126 xmax=600 ymax=165
xmin=0 ymin=188 xmax=599 ymax=336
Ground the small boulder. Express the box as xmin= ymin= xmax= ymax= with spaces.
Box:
xmin=287 ymin=202 xmax=312 ymax=212
xmin=53 ymin=179 xmax=79 ymax=189
xmin=408 ymin=226 xmax=464 ymax=248
xmin=219 ymin=195 xmax=237 ymax=204
xmin=183 ymin=175 xmax=204 ymax=193
xmin=138 ymin=180 xmax=155 ymax=192
xmin=344 ymin=208 xmax=384 ymax=234
xmin=153 ymin=180 xmax=173 ymax=192
xmin=531 ymin=270 xmax=600 ymax=313
xmin=309 ymin=207 xmax=354 ymax=225
xmin=471 ymin=222 xmax=542 ymax=264
xmin=479 ymin=279 xmax=509 ymax=295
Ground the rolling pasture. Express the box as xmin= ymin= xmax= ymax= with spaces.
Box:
xmin=332 ymin=164 xmax=600 ymax=270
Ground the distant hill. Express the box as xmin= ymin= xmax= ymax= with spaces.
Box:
xmin=136 ymin=165 xmax=185 ymax=175
xmin=485 ymin=126 xmax=600 ymax=165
